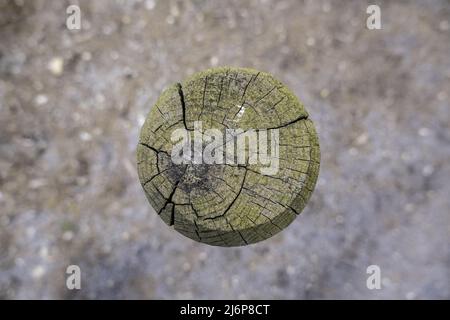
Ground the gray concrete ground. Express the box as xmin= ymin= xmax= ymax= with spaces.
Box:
xmin=0 ymin=0 xmax=449 ymax=299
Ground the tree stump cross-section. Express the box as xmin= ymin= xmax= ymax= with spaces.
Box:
xmin=137 ymin=67 xmax=320 ymax=246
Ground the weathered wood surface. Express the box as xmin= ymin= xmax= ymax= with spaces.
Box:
xmin=137 ymin=67 xmax=320 ymax=246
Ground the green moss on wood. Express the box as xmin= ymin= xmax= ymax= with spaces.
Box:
xmin=137 ymin=67 xmax=320 ymax=246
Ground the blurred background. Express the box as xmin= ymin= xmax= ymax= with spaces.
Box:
xmin=0 ymin=0 xmax=449 ymax=299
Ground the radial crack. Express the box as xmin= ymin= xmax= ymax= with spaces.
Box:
xmin=177 ymin=83 xmax=192 ymax=131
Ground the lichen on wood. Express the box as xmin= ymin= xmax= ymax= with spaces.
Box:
xmin=137 ymin=67 xmax=320 ymax=246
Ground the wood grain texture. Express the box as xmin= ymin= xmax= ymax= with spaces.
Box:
xmin=137 ymin=67 xmax=320 ymax=246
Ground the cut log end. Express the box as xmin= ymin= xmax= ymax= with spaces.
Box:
xmin=137 ymin=67 xmax=320 ymax=246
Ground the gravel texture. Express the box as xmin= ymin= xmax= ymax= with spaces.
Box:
xmin=0 ymin=0 xmax=449 ymax=299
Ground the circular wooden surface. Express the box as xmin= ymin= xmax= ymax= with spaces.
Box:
xmin=137 ymin=67 xmax=320 ymax=246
